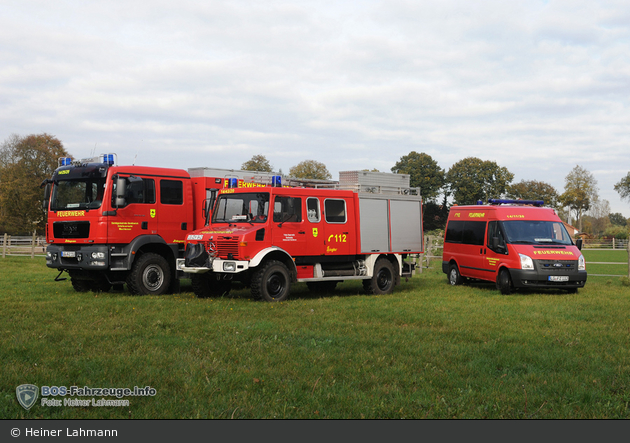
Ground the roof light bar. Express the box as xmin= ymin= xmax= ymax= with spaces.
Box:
xmin=487 ymin=199 xmax=544 ymax=207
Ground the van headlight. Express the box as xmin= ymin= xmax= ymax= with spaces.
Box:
xmin=578 ymin=255 xmax=586 ymax=271
xmin=519 ymin=253 xmax=534 ymax=270
xmin=223 ymin=262 xmax=236 ymax=272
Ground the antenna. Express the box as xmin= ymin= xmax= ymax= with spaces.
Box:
xmin=91 ymin=143 xmax=97 ymax=157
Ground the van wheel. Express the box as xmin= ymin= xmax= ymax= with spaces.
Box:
xmin=363 ymin=258 xmax=396 ymax=295
xmin=251 ymin=260 xmax=291 ymax=302
xmin=496 ymin=269 xmax=513 ymax=295
xmin=127 ymin=253 xmax=171 ymax=295
xmin=448 ymin=264 xmax=462 ymax=286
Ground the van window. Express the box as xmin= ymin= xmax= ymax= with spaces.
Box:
xmin=487 ymin=221 xmax=506 ymax=250
xmin=325 ymin=199 xmax=346 ymax=223
xmin=445 ymin=220 xmax=486 ymax=246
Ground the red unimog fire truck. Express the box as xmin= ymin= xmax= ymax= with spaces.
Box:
xmin=442 ymin=199 xmax=587 ymax=294
xmin=42 ymin=154 xmax=281 ymax=295
xmin=178 ymin=171 xmax=424 ymax=302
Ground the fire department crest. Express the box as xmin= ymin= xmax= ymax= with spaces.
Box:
xmin=312 ymin=228 xmax=318 ymax=238
xmin=16 ymin=384 xmax=38 ymax=410
xmin=150 ymin=209 xmax=156 ymax=218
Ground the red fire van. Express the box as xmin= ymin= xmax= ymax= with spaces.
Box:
xmin=442 ymin=199 xmax=587 ymax=294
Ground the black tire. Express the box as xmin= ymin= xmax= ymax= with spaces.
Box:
xmin=448 ymin=263 xmax=462 ymax=286
xmin=306 ymin=281 xmax=338 ymax=294
xmin=127 ymin=252 xmax=171 ymax=295
xmin=191 ymin=273 xmax=232 ymax=298
xmin=363 ymin=258 xmax=396 ymax=295
xmin=496 ymin=268 xmax=513 ymax=295
xmin=251 ymin=260 xmax=291 ymax=302
xmin=71 ymin=278 xmax=91 ymax=293
xmin=90 ymin=275 xmax=112 ymax=293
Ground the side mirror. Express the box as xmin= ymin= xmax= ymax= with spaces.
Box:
xmin=42 ymin=183 xmax=51 ymax=211
xmin=576 ymin=238 xmax=583 ymax=250
xmin=115 ymin=176 xmax=127 ymax=207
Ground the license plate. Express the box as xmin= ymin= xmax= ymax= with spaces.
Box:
xmin=548 ymin=275 xmax=569 ymax=282
xmin=61 ymin=251 xmax=76 ymax=258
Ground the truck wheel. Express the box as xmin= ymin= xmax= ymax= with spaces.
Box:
xmin=251 ymin=260 xmax=291 ymax=302
xmin=191 ymin=274 xmax=232 ymax=298
xmin=448 ymin=264 xmax=462 ymax=286
xmin=306 ymin=281 xmax=338 ymax=294
xmin=496 ymin=268 xmax=513 ymax=295
xmin=71 ymin=278 xmax=91 ymax=293
xmin=127 ymin=252 xmax=171 ymax=296
xmin=363 ymin=258 xmax=396 ymax=295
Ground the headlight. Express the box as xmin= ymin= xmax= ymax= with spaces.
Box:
xmin=578 ymin=255 xmax=586 ymax=271
xmin=223 ymin=262 xmax=236 ymax=272
xmin=519 ymin=253 xmax=534 ymax=270
xmin=91 ymin=252 xmax=105 ymax=259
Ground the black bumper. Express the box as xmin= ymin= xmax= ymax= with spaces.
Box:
xmin=509 ymin=269 xmax=587 ymax=290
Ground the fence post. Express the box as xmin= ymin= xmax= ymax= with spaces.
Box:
xmin=31 ymin=230 xmax=36 ymax=258
xmin=627 ymin=239 xmax=630 ymax=279
xmin=2 ymin=233 xmax=6 ymax=258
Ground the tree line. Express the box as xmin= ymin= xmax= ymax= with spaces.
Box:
xmin=2 ymin=133 xmax=629 ymax=237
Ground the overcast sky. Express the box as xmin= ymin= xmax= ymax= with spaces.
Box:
xmin=2 ymin=0 xmax=629 ymax=217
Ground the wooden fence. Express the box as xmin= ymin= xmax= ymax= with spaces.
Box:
xmin=1 ymin=232 xmax=48 ymax=258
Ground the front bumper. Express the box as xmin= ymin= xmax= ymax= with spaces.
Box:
xmin=509 ymin=269 xmax=587 ymax=289
xmin=46 ymin=244 xmax=109 ymax=270
xmin=177 ymin=257 xmax=250 ymax=274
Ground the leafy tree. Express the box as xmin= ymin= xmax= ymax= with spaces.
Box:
xmin=614 ymin=172 xmax=630 ymax=202
xmin=587 ymin=198 xmax=611 ymax=237
xmin=445 ymin=157 xmax=514 ymax=205
xmin=241 ymin=154 xmax=273 ymax=172
xmin=289 ymin=160 xmax=332 ymax=180
xmin=506 ymin=180 xmax=560 ymax=208
xmin=391 ymin=151 xmax=445 ymax=202
xmin=0 ymin=133 xmax=69 ymax=234
xmin=609 ymin=212 xmax=627 ymax=227
xmin=559 ymin=165 xmax=598 ymax=233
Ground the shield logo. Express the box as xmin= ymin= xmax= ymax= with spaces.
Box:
xmin=16 ymin=384 xmax=38 ymax=410
xmin=150 ymin=209 xmax=156 ymax=218
xmin=312 ymin=228 xmax=318 ymax=238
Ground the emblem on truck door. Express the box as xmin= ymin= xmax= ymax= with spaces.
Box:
xmin=312 ymin=228 xmax=318 ymax=237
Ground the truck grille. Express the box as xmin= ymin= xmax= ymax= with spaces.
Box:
xmin=216 ymin=237 xmax=240 ymax=259
xmin=53 ymin=221 xmax=90 ymax=239
xmin=537 ymin=260 xmax=576 ymax=272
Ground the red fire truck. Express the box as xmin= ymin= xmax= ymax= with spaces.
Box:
xmin=42 ymin=154 xmax=280 ymax=295
xmin=178 ymin=171 xmax=424 ymax=301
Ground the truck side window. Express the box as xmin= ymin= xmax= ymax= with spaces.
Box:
xmin=161 ymin=180 xmax=183 ymax=205
xmin=306 ymin=197 xmax=320 ymax=223
xmin=127 ymin=179 xmax=156 ymax=204
xmin=324 ymin=199 xmax=346 ymax=223
xmin=273 ymin=196 xmax=302 ymax=223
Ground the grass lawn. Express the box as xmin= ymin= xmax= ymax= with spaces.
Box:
xmin=1 ymin=257 xmax=630 ymax=419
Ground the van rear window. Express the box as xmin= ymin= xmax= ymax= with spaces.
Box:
xmin=445 ymin=220 xmax=486 ymax=246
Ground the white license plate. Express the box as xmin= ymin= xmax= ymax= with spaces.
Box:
xmin=61 ymin=251 xmax=76 ymax=258
xmin=548 ymin=275 xmax=569 ymax=282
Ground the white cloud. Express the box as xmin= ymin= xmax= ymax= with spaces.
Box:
xmin=1 ymin=0 xmax=630 ymax=215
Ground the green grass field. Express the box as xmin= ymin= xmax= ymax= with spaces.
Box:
xmin=582 ymin=250 xmax=629 ymax=277
xmin=1 ymin=257 xmax=630 ymax=419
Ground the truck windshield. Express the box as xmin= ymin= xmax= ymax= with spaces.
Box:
xmin=50 ymin=179 xmax=106 ymax=211
xmin=502 ymin=220 xmax=573 ymax=246
xmin=212 ymin=192 xmax=270 ymax=223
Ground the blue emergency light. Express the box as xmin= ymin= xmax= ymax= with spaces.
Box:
xmin=488 ymin=199 xmax=544 ymax=207
xmin=103 ymin=154 xmax=115 ymax=165
xmin=229 ymin=178 xmax=238 ymax=188
xmin=272 ymin=175 xmax=282 ymax=187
